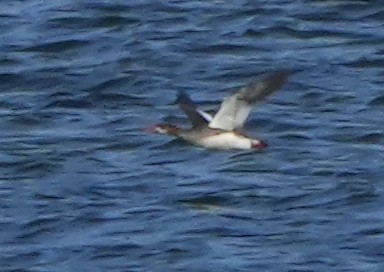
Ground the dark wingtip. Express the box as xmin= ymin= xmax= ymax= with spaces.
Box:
xmin=258 ymin=69 xmax=292 ymax=93
xmin=242 ymin=69 xmax=293 ymax=103
xmin=175 ymin=90 xmax=194 ymax=105
xmin=267 ymin=69 xmax=292 ymax=84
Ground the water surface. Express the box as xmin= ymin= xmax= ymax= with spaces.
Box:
xmin=1 ymin=0 xmax=384 ymax=271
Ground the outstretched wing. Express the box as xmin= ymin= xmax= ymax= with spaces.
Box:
xmin=176 ymin=91 xmax=212 ymax=128
xmin=208 ymin=70 xmax=291 ymax=131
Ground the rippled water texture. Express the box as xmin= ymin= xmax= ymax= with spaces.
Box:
xmin=1 ymin=0 xmax=384 ymax=271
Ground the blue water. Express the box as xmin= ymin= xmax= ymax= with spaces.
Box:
xmin=1 ymin=0 xmax=384 ymax=271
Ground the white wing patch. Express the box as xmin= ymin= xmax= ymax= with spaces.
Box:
xmin=207 ymin=70 xmax=290 ymax=131
xmin=197 ymin=109 xmax=214 ymax=122
xmin=232 ymin=103 xmax=252 ymax=128
xmin=208 ymin=94 xmax=252 ymax=131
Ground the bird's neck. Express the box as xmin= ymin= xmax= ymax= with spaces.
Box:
xmin=167 ymin=126 xmax=182 ymax=136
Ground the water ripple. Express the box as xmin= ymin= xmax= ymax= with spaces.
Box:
xmin=1 ymin=0 xmax=384 ymax=271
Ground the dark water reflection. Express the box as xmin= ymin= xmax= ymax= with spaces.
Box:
xmin=1 ymin=0 xmax=384 ymax=271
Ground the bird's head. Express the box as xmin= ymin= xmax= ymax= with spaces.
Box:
xmin=145 ymin=124 xmax=180 ymax=135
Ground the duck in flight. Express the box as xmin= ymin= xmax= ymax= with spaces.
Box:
xmin=147 ymin=70 xmax=291 ymax=150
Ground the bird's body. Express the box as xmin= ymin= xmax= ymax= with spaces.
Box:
xmin=179 ymin=127 xmax=257 ymax=150
xmin=147 ymin=70 xmax=290 ymax=150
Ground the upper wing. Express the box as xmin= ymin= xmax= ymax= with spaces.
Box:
xmin=208 ymin=70 xmax=291 ymax=131
xmin=196 ymin=109 xmax=214 ymax=123
xmin=176 ymin=91 xmax=212 ymax=128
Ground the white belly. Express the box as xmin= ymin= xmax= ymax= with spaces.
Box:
xmin=198 ymin=132 xmax=252 ymax=150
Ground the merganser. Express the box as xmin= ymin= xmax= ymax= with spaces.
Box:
xmin=147 ymin=70 xmax=290 ymax=150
